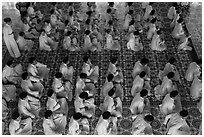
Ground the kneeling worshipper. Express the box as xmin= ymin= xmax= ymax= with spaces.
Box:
xmin=127 ymin=30 xmax=143 ymax=52
xmin=150 ymin=29 xmax=166 ymax=51
xmin=2 ymin=84 xmax=16 ymax=102
xmin=94 ymin=111 xmax=118 ymax=135
xmin=82 ymin=56 xmax=99 ymax=83
xmin=39 ymin=29 xmax=58 ymax=51
xmin=68 ymin=112 xmax=90 ymax=135
xmin=185 ymin=60 xmax=201 ymax=82
xmin=18 ymin=91 xmax=40 ymax=119
xmin=9 ymin=111 xmax=32 ymax=135
xmin=43 ymin=110 xmax=66 ymax=135
xmin=190 ymin=74 xmax=202 ymax=100
xmin=16 ymin=31 xmax=34 ymax=52
xmin=27 ymin=57 xmax=50 ymax=81
xmin=2 ymin=60 xmax=23 ymax=85
xmin=52 ymin=72 xmax=72 ymax=100
xmin=159 ymin=90 xmax=182 ymax=116
xmin=132 ymin=114 xmax=154 ymax=135
xmin=164 ymin=110 xmax=191 ymax=135
xmin=74 ymin=91 xmax=96 ymax=118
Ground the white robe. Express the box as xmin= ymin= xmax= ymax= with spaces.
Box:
xmin=190 ymin=77 xmax=202 ymax=99
xmin=16 ymin=36 xmax=34 ymax=51
xmin=130 ymin=93 xmax=145 ymax=114
xmin=43 ymin=118 xmax=61 ymax=135
xmin=147 ymin=23 xmax=156 ymax=40
xmin=160 ymin=93 xmax=175 ymax=115
xmin=94 ymin=116 xmax=110 ymax=135
xmin=131 ymin=75 xmax=144 ymax=97
xmin=68 ymin=117 xmax=80 ymax=135
xmin=151 ymin=33 xmax=166 ymax=51
xmin=59 ymin=63 xmax=74 ymax=81
xmin=185 ymin=62 xmax=201 ymax=82
xmin=3 ymin=64 xmax=22 ymax=84
xmin=168 ymin=7 xmax=176 ymax=20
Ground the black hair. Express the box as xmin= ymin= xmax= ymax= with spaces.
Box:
xmin=63 ymin=56 xmax=69 ymax=63
xmin=19 ymin=92 xmax=28 ymax=100
xmin=128 ymin=10 xmax=134 ymax=15
xmin=156 ymin=30 xmax=162 ymax=35
xmin=65 ymin=20 xmax=69 ymax=26
xmin=108 ymin=20 xmax=113 ymax=26
xmin=150 ymin=18 xmax=157 ymax=24
xmin=11 ymin=111 xmax=20 ymax=120
xmin=195 ymin=59 xmax=202 ymax=65
xmin=85 ymin=19 xmax=91 ymax=25
xmin=108 ymin=88 xmax=115 ymax=97
xmin=69 ymin=11 xmax=74 ymax=16
xmin=107 ymin=74 xmax=114 ymax=82
xmin=139 ymin=71 xmax=146 ymax=78
xmin=149 ymin=2 xmax=154 ymax=5
xmin=177 ymin=17 xmax=183 ymax=23
xmin=4 ymin=17 xmax=11 ymax=23
xmin=80 ymin=73 xmax=88 ymax=79
xmin=110 ymin=57 xmax=118 ymax=64
xmin=168 ymin=57 xmax=176 ymax=64
xmin=141 ymin=58 xmax=149 ymax=65
xmin=102 ymin=111 xmax=111 ymax=119
xmin=19 ymin=31 xmax=25 ymax=36
xmin=55 ymin=72 xmax=63 ymax=78
xmin=86 ymin=11 xmax=92 ymax=16
xmin=6 ymin=60 xmax=13 ymax=66
xmin=83 ymin=56 xmax=89 ymax=63
xmin=51 ymin=2 xmax=57 ymax=6
xmin=149 ymin=9 xmax=155 ymax=16
xmin=127 ymin=2 xmax=133 ymax=7
xmin=140 ymin=89 xmax=148 ymax=97
xmin=179 ymin=110 xmax=188 ymax=117
xmin=172 ymin=2 xmax=178 ymax=7
xmin=144 ymin=114 xmax=154 ymax=122
xmin=107 ymin=8 xmax=112 ymax=14
xmin=21 ymin=72 xmax=29 ymax=80
xmin=106 ymin=29 xmax=111 ymax=34
xmin=167 ymin=72 xmax=175 ymax=79
xmin=134 ymin=30 xmax=140 ymax=36
xmin=129 ymin=19 xmax=135 ymax=26
xmin=73 ymin=112 xmax=82 ymax=120
xmin=170 ymin=90 xmax=179 ymax=98
xmin=41 ymin=29 xmax=46 ymax=33
xmin=47 ymin=89 xmax=54 ymax=97
xmin=79 ymin=91 xmax=89 ymax=99
xmin=108 ymin=2 xmax=114 ymax=7
xmin=29 ymin=57 xmax=36 ymax=64
xmin=37 ymin=19 xmax=41 ymax=24
xmin=66 ymin=31 xmax=72 ymax=36
xmin=85 ymin=30 xmax=91 ymax=35
xmin=44 ymin=110 xmax=52 ymax=119
xmin=50 ymin=9 xmax=55 ymax=14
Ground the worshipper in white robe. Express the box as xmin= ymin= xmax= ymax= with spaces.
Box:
xmin=50 ymin=9 xmax=64 ymax=29
xmin=172 ymin=17 xmax=186 ymax=40
xmin=63 ymin=31 xmax=79 ymax=51
xmin=105 ymin=29 xmax=115 ymax=50
xmin=178 ymin=35 xmax=192 ymax=51
xmin=164 ymin=110 xmax=191 ymax=135
xmin=147 ymin=18 xmax=157 ymax=40
xmin=158 ymin=57 xmax=181 ymax=82
xmin=94 ymin=111 xmax=117 ymax=135
xmin=74 ymin=91 xmax=96 ymax=118
xmin=132 ymin=58 xmax=150 ymax=80
xmin=3 ymin=17 xmax=21 ymax=58
xmin=160 ymin=90 xmax=181 ymax=116
xmin=9 ymin=111 xmax=32 ymax=135
xmin=3 ymin=84 xmax=16 ymax=102
xmin=75 ymin=73 xmax=87 ymax=97
xmin=185 ymin=61 xmax=201 ymax=82
xmin=132 ymin=114 xmax=154 ymax=135
xmin=190 ymin=76 xmax=202 ymax=100
xmin=108 ymin=57 xmax=123 ymax=82
xmin=17 ymin=31 xmax=34 ymax=51
xmin=128 ymin=19 xmax=136 ymax=34
xmin=92 ymin=35 xmax=102 ymax=51
xmin=106 ymin=8 xmax=112 ymax=26
xmin=130 ymin=89 xmax=149 ymax=115
xmin=44 ymin=20 xmax=52 ymax=35
xmin=123 ymin=10 xmax=133 ymax=31
xmin=83 ymin=30 xmax=96 ymax=52
xmin=2 ymin=60 xmax=23 ymax=84
xmin=39 ymin=29 xmax=58 ymax=51
xmin=22 ymin=19 xmax=38 ymax=40
xmin=151 ymin=29 xmax=166 ymax=51
xmin=167 ymin=3 xmax=177 ymax=20
xmin=143 ymin=3 xmax=153 ymax=21
xmin=170 ymin=10 xmax=180 ymax=28
xmin=27 ymin=3 xmax=35 ymax=17
xmin=43 ymin=110 xmax=65 ymax=135
xmin=60 ymin=56 xmax=74 ymax=81
xmin=127 ymin=31 xmax=143 ymax=52
xmin=27 ymin=57 xmax=50 ymax=81
xmin=82 ymin=56 xmax=99 ymax=83
xmin=154 ymin=72 xmax=175 ymax=98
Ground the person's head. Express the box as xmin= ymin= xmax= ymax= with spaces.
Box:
xmin=133 ymin=30 xmax=140 ymax=36
xmin=85 ymin=19 xmax=91 ymax=25
xmin=29 ymin=57 xmax=37 ymax=64
xmin=86 ymin=11 xmax=92 ymax=16
xmin=128 ymin=9 xmax=134 ymax=15
xmin=140 ymin=58 xmax=149 ymax=65
xmin=107 ymin=74 xmax=114 ymax=82
xmin=79 ymin=91 xmax=89 ymax=100
xmin=108 ymin=88 xmax=115 ymax=97
xmin=65 ymin=20 xmax=69 ymax=26
xmin=102 ymin=111 xmax=111 ymax=120
xmin=108 ymin=20 xmax=113 ymax=26
xmin=50 ymin=9 xmax=55 ymax=14
xmin=167 ymin=72 xmax=175 ymax=79
xmin=4 ymin=17 xmax=12 ymax=24
xmin=47 ymin=89 xmax=54 ymax=97
xmin=140 ymin=89 xmax=148 ymax=97
xmin=11 ymin=111 xmax=20 ymax=120
xmin=177 ymin=17 xmax=183 ymax=23
xmin=149 ymin=9 xmax=155 ymax=16
xmin=85 ymin=30 xmax=91 ymax=35
xmin=19 ymin=31 xmax=25 ymax=37
xmin=139 ymin=71 xmax=146 ymax=78
xmin=156 ymin=29 xmax=162 ymax=35
xmin=83 ymin=56 xmax=90 ymax=63
xmin=55 ymin=72 xmax=63 ymax=79
xmin=41 ymin=29 xmax=46 ymax=36
xmin=37 ymin=19 xmax=41 ymax=24
xmin=168 ymin=57 xmax=176 ymax=64
xmin=150 ymin=18 xmax=157 ymax=24
xmin=51 ymin=2 xmax=57 ymax=6
xmin=69 ymin=11 xmax=74 ymax=16
xmin=195 ymin=59 xmax=202 ymax=65
xmin=149 ymin=2 xmax=154 ymax=5
xmin=80 ymin=73 xmax=88 ymax=79
xmin=19 ymin=92 xmax=28 ymax=100
xmin=127 ymin=2 xmax=133 ymax=7
xmin=63 ymin=56 xmax=69 ymax=64
xmin=110 ymin=57 xmax=118 ymax=64
xmin=107 ymin=8 xmax=112 ymax=14
xmin=6 ymin=60 xmax=13 ymax=67
xmin=144 ymin=115 xmax=154 ymax=122
xmin=106 ymin=29 xmax=111 ymax=34
xmin=108 ymin=2 xmax=114 ymax=7
xmin=21 ymin=72 xmax=29 ymax=80
xmin=170 ymin=90 xmax=179 ymax=98
xmin=44 ymin=110 xmax=53 ymax=119
xmin=179 ymin=110 xmax=188 ymax=118
xmin=172 ymin=2 xmax=178 ymax=7
xmin=73 ymin=112 xmax=82 ymax=120
xmin=129 ymin=19 xmax=135 ymax=26
xmin=44 ymin=20 xmax=50 ymax=25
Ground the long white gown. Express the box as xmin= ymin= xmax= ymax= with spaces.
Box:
xmin=151 ymin=33 xmax=166 ymax=51
xmin=190 ymin=76 xmax=202 ymax=100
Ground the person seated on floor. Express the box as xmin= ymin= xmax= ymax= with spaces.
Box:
xmin=27 ymin=57 xmax=50 ymax=81
xmin=171 ymin=17 xmax=185 ymax=40
xmin=112 ymin=33 xmax=121 ymax=51
xmin=75 ymin=73 xmax=87 ymax=97
xmin=17 ymin=31 xmax=34 ymax=52
xmin=9 ymin=111 xmax=32 ymax=135
xmin=185 ymin=60 xmax=201 ymax=82
xmin=52 ymin=72 xmax=72 ymax=101
xmin=2 ymin=60 xmax=23 ymax=85
xmin=27 ymin=3 xmax=35 ymax=18
xmin=60 ymin=56 xmax=74 ymax=81
xmin=132 ymin=57 xmax=150 ymax=80
xmin=100 ymin=88 xmax=122 ymax=118
xmin=190 ymin=74 xmax=202 ymax=100
xmin=164 ymin=110 xmax=190 ymax=135
xmin=94 ymin=111 xmax=118 ymax=135
xmin=39 ymin=29 xmax=58 ymax=51
xmin=43 ymin=110 xmax=66 ymax=135
xmin=130 ymin=89 xmax=150 ymax=116
xmin=2 ymin=84 xmax=16 ymax=102
xmin=143 ymin=2 xmax=154 ymax=21
xmin=160 ymin=90 xmax=182 ymax=116
xmin=105 ymin=8 xmax=113 ymax=26
xmin=108 ymin=56 xmax=124 ymax=82
xmin=168 ymin=3 xmax=178 ymax=21
xmin=132 ymin=114 xmax=154 ymax=135
xmin=127 ymin=30 xmax=143 ymax=52
xmin=83 ymin=30 xmax=95 ymax=52
xmin=74 ymin=91 xmax=96 ymax=118
xmin=105 ymin=29 xmax=115 ymax=50
xmin=170 ymin=8 xmax=181 ymax=28
xmin=154 ymin=72 xmax=175 ymax=99
xmin=63 ymin=31 xmax=77 ymax=51
xmin=22 ymin=19 xmax=38 ymax=40
xmin=158 ymin=57 xmax=181 ymax=82
xmin=46 ymin=89 xmax=68 ymax=120
xmin=147 ymin=18 xmax=157 ymax=40
xmin=43 ymin=20 xmax=52 ymax=35
xmin=92 ymin=23 xmax=103 ymax=49
xmin=50 ymin=9 xmax=64 ymax=29
xmin=128 ymin=19 xmax=136 ymax=34
xmin=151 ymin=29 xmax=166 ymax=51
xmin=82 ymin=56 xmax=99 ymax=83
xmin=178 ymin=33 xmax=192 ymax=51
xmin=124 ymin=9 xmax=133 ymax=31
